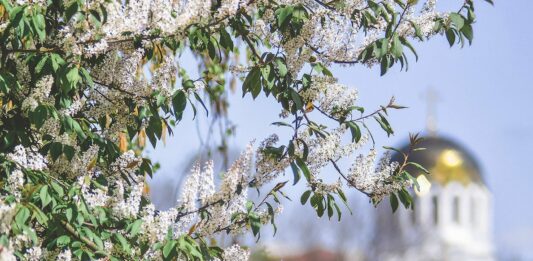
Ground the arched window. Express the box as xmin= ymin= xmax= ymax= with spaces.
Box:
xmin=452 ymin=196 xmax=460 ymax=224
xmin=470 ymin=197 xmax=477 ymax=226
xmin=432 ymin=195 xmax=439 ymax=225
xmin=411 ymin=199 xmax=417 ymax=225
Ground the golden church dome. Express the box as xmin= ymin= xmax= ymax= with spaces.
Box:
xmin=392 ymin=136 xmax=484 ymax=186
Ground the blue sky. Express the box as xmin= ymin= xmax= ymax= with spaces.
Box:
xmin=148 ymin=1 xmax=533 ymax=258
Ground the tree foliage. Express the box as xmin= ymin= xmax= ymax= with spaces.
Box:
xmin=0 ymin=0 xmax=489 ymax=260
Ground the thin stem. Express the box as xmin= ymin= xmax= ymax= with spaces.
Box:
xmin=61 ymin=220 xmax=100 ymax=252
xmin=329 ymin=159 xmax=371 ymax=197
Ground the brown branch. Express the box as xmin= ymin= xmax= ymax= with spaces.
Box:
xmin=61 ymin=220 xmax=100 ymax=252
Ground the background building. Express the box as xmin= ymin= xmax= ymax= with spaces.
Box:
xmin=370 ymin=135 xmax=494 ymax=261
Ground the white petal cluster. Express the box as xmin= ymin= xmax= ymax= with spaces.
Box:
xmin=301 ymin=125 xmax=368 ymax=176
xmin=24 ymin=246 xmax=43 ymax=261
xmin=5 ymin=146 xmax=47 ymax=200
xmin=0 ymin=244 xmax=16 ymax=261
xmin=0 ymin=203 xmax=16 ymax=234
xmin=218 ymin=244 xmax=250 ymax=261
xmin=301 ymin=76 xmax=358 ymax=118
xmin=0 ymin=0 xmax=460 ymax=258
xmin=56 ymin=249 xmax=72 ymax=261
xmin=6 ymin=145 xmax=47 ymax=171
xmin=254 ymin=134 xmax=291 ymax=186
xmin=348 ymin=150 xmax=408 ymax=201
xmin=21 ymin=75 xmax=54 ymax=112
xmin=112 ymin=180 xmax=144 ymax=219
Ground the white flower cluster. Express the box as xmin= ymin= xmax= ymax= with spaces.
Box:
xmin=0 ymin=203 xmax=16 ymax=235
xmin=5 ymin=145 xmax=47 ymax=200
xmin=60 ymin=143 xmax=265 ymax=259
xmin=254 ymin=134 xmax=292 ymax=186
xmin=0 ymin=245 xmax=16 ymax=261
xmin=247 ymin=0 xmax=449 ymax=68
xmin=217 ymin=244 xmax=250 ymax=261
xmin=7 ymin=145 xmax=46 ymax=170
xmin=25 ymin=246 xmax=42 ymax=261
xmin=0 ymin=202 xmax=42 ymax=260
xmin=301 ymin=76 xmax=358 ymax=118
xmin=56 ymin=249 xmax=72 ymax=261
xmin=0 ymin=0 xmax=460 ymax=258
xmin=111 ymin=180 xmax=144 ymax=219
xmin=21 ymin=75 xmax=53 ymax=112
xmin=348 ymin=150 xmax=409 ymax=201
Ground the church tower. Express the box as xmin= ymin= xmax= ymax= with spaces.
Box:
xmin=369 ymin=136 xmax=495 ymax=260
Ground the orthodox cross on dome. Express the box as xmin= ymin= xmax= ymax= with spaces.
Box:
xmin=422 ymin=87 xmax=441 ymax=136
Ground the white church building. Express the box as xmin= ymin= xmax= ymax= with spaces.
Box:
xmin=369 ymin=135 xmax=494 ymax=261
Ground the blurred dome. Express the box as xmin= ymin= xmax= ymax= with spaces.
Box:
xmin=392 ymin=136 xmax=484 ymax=186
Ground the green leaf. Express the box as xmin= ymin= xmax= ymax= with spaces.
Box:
xmin=80 ymin=67 xmax=94 ymax=87
xmin=66 ymin=208 xmax=73 ymax=222
xmin=62 ymin=66 xmax=79 ymax=93
xmin=50 ymin=142 xmax=63 ymax=161
xmin=398 ymin=188 xmax=412 ymax=208
xmin=400 ymin=37 xmax=419 ymax=61
xmin=35 ymin=55 xmax=49 ymax=74
xmin=62 ymin=116 xmax=85 ymax=139
xmin=289 ymin=88 xmax=303 ymax=110
xmin=409 ymin=20 xmax=424 ymax=41
xmin=300 ymin=190 xmax=311 ymax=205
xmin=51 ymin=181 xmax=64 ymax=197
xmin=219 ymin=27 xmax=234 ymax=50
xmin=461 ymin=23 xmax=473 ymax=44
xmin=295 ymin=157 xmax=311 ymax=181
xmin=172 ymin=91 xmax=187 ymax=120
xmin=271 ymin=121 xmax=293 ymax=128
xmin=163 ymin=240 xmax=177 ymax=258
xmin=275 ymin=6 xmax=294 ymax=27
xmin=39 ymin=185 xmax=51 ymax=207
xmin=290 ymin=162 xmax=301 ymax=185
xmin=29 ymin=105 xmax=49 ymax=128
xmin=347 ymin=121 xmax=361 ymax=143
xmin=242 ymin=67 xmax=261 ymax=99
xmin=446 ymin=29 xmax=456 ymax=47
xmin=50 ymin=54 xmax=65 ymax=72
xmin=129 ymin=219 xmax=143 ymax=237
xmin=327 ymin=195 xmax=334 ymax=219
xmin=32 ymin=13 xmax=46 ymax=41
xmin=391 ymin=34 xmax=403 ymax=58
xmin=407 ymin=162 xmax=430 ymax=174
xmin=15 ymin=207 xmax=30 ymax=227
xmin=374 ymin=113 xmax=394 ymax=136
xmin=0 ymin=72 xmax=21 ymax=93
xmin=449 ymin=13 xmax=464 ymax=30
xmin=193 ymin=92 xmax=209 ymax=116
xmin=207 ymin=37 xmax=217 ymax=60
xmin=275 ymin=58 xmax=288 ymax=77
xmin=115 ymin=233 xmax=131 ymax=254
xmin=390 ymin=193 xmax=399 ymax=213
xmin=249 ymin=212 xmax=261 ymax=237
xmin=56 ymin=235 xmax=71 ymax=247
xmin=380 ymin=56 xmax=389 ymax=76
xmin=63 ymin=145 xmax=75 ymax=161
xmin=65 ymin=1 xmax=80 ymax=21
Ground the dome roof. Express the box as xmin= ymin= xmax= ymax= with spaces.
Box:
xmin=391 ymin=135 xmax=484 ymax=186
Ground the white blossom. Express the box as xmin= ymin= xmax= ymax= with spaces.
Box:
xmin=56 ymin=249 xmax=72 ymax=261
xmin=348 ymin=150 xmax=409 ymax=201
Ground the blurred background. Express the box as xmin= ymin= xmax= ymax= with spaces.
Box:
xmin=146 ymin=1 xmax=533 ymax=260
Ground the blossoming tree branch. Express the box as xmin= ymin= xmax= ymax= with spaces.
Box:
xmin=0 ymin=0 xmax=490 ymax=260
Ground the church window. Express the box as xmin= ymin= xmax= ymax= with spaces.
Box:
xmin=452 ymin=196 xmax=460 ymax=224
xmin=470 ymin=197 xmax=477 ymax=226
xmin=432 ymin=195 xmax=439 ymax=225
xmin=411 ymin=200 xmax=417 ymax=225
